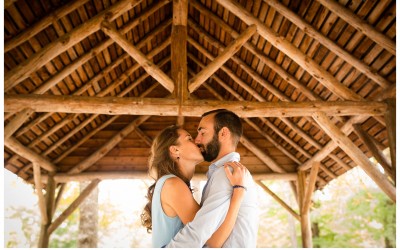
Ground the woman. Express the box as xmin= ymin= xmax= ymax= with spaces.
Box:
xmin=141 ymin=125 xmax=248 ymax=247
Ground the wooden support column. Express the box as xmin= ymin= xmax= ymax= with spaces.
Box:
xmin=298 ymin=170 xmax=312 ymax=248
xmin=33 ymin=162 xmax=48 ymax=224
xmin=47 ymin=179 xmax=101 ymax=234
xmin=256 ymin=181 xmax=300 ymax=221
xmin=172 ymin=0 xmax=188 ymax=124
xmin=302 ymin=162 xmax=320 ymax=215
xmin=101 ymin=21 xmax=174 ymax=93
xmin=384 ymin=98 xmax=396 ymax=184
xmin=312 ymin=112 xmax=396 ymax=202
xmin=38 ymin=173 xmax=56 ymax=248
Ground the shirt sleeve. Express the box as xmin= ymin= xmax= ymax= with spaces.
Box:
xmin=165 ymin=169 xmax=233 ymax=248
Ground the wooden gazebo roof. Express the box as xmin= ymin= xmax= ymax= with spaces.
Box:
xmin=4 ymin=0 xmax=395 ymax=201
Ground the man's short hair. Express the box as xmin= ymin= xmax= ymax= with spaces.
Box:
xmin=202 ymin=109 xmax=243 ymax=146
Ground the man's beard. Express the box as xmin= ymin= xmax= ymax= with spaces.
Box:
xmin=199 ymin=133 xmax=220 ymax=162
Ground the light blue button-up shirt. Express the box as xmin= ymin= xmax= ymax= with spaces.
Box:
xmin=166 ymin=152 xmax=259 ymax=247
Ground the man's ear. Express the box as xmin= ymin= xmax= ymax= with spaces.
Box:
xmin=219 ymin=127 xmax=231 ymax=141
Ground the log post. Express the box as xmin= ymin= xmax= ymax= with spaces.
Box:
xmin=298 ymin=170 xmax=312 ymax=248
xmin=38 ymin=173 xmax=56 ymax=248
xmin=384 ymin=98 xmax=396 ymax=184
xmin=172 ymin=0 xmax=188 ymax=122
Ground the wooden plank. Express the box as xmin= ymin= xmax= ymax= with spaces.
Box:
xmin=4 ymin=0 xmax=91 ymax=52
xmin=263 ymin=0 xmax=391 ymax=88
xmin=315 ymin=0 xmax=395 ymax=55
xmin=5 ymin=94 xmax=387 ymax=117
xmin=188 ymin=24 xmax=257 ymax=92
xmin=47 ymin=179 xmax=101 ymax=234
xmin=256 ymin=181 xmax=300 ymax=221
xmin=101 ymin=21 xmax=174 ymax=93
xmin=312 ymin=112 xmax=395 ymax=202
xmin=68 ymin=116 xmax=151 ymax=174
xmin=5 ymin=0 xmax=143 ymax=91
xmin=216 ymin=0 xmax=364 ymax=101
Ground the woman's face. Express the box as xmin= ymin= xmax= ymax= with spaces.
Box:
xmin=176 ymin=129 xmax=204 ymax=164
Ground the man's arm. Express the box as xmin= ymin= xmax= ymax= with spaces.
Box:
xmin=166 ymin=170 xmax=233 ymax=247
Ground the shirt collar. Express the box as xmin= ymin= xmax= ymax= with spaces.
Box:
xmin=207 ymin=152 xmax=240 ymax=179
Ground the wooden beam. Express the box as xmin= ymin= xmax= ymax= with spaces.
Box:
xmin=47 ymin=179 xmax=101 ymax=234
xmin=4 ymin=0 xmax=18 ymax=9
xmin=4 ymin=108 xmax=34 ymax=140
xmin=256 ymin=181 xmax=300 ymax=221
xmin=263 ymin=0 xmax=392 ymax=88
xmin=5 ymin=94 xmax=387 ymax=117
xmin=134 ymin=127 xmax=153 ymax=147
xmin=216 ymin=0 xmax=363 ymax=101
xmin=68 ymin=116 xmax=151 ymax=174
xmin=298 ymin=171 xmax=312 ymax=248
xmin=5 ymin=0 xmax=143 ymax=92
xmin=4 ymin=0 xmax=91 ymax=52
xmin=353 ymin=124 xmax=392 ymax=176
xmin=188 ymin=24 xmax=256 ymax=92
xmin=101 ymin=21 xmax=174 ymax=93
xmin=384 ymin=98 xmax=396 ymax=183
xmin=312 ymin=112 xmax=395 ymax=202
xmin=172 ymin=0 xmax=188 ymax=121
xmin=302 ymin=162 xmax=320 ymax=213
xmin=38 ymin=171 xmax=298 ymax=183
xmin=5 ymin=137 xmax=57 ymax=172
xmin=315 ymin=0 xmax=395 ymax=56
xmin=33 ymin=162 xmax=48 ymax=225
xmin=189 ymin=1 xmax=320 ymax=101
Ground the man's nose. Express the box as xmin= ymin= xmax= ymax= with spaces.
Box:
xmin=194 ymin=135 xmax=201 ymax=144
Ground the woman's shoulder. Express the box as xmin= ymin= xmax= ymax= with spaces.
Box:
xmin=163 ymin=176 xmax=188 ymax=191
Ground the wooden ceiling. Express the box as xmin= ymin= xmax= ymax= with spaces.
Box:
xmin=4 ymin=0 xmax=396 ymax=198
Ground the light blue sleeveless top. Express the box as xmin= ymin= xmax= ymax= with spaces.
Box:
xmin=151 ymin=174 xmax=184 ymax=247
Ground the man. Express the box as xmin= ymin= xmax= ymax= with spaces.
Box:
xmin=166 ymin=109 xmax=259 ymax=247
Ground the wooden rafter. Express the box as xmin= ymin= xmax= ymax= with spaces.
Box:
xmin=67 ymin=115 xmax=151 ymax=174
xmin=312 ymin=112 xmax=395 ymax=202
xmin=5 ymin=0 xmax=143 ymax=91
xmin=263 ymin=0 xmax=392 ymax=89
xmin=188 ymin=24 xmax=256 ymax=92
xmin=4 ymin=0 xmax=91 ymax=53
xmin=384 ymin=98 xmax=396 ymax=183
xmin=216 ymin=0 xmax=363 ymax=102
xmin=315 ymin=0 xmax=395 ymax=55
xmin=101 ymin=21 xmax=174 ymax=93
xmin=5 ymin=95 xmax=387 ymax=117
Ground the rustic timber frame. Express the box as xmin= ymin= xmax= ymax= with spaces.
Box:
xmin=4 ymin=0 xmax=395 ymax=247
